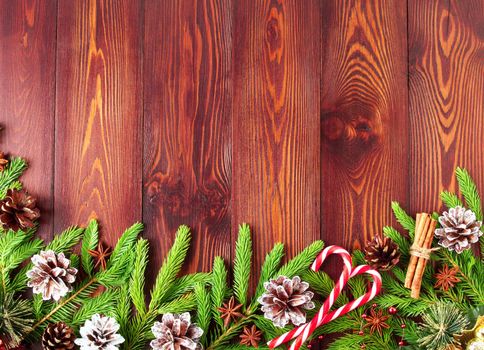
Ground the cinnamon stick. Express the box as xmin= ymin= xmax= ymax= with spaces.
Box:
xmin=405 ymin=213 xmax=430 ymax=288
xmin=410 ymin=218 xmax=437 ymax=298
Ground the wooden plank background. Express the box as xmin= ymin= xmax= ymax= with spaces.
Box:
xmin=1 ymin=0 xmax=483 ymax=321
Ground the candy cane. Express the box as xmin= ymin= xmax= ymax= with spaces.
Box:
xmin=267 ymin=247 xmax=382 ymax=350
xmin=289 ymin=265 xmax=381 ymax=350
xmin=267 ymin=246 xmax=352 ymax=349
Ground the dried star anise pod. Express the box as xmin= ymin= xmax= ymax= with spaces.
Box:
xmin=88 ymin=241 xmax=112 ymax=270
xmin=434 ymin=265 xmax=461 ymax=292
xmin=362 ymin=308 xmax=390 ymax=336
xmin=218 ymin=296 xmax=244 ymax=328
xmin=240 ymin=325 xmax=262 ymax=348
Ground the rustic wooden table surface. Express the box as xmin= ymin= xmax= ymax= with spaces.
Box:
xmin=1 ymin=0 xmax=483 ymax=311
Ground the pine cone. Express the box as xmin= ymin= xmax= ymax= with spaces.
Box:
xmin=364 ymin=234 xmax=400 ymax=270
xmin=27 ymin=250 xmax=78 ymax=301
xmin=0 ymin=189 xmax=40 ymax=231
xmin=258 ymin=275 xmax=315 ymax=328
xmin=435 ymin=206 xmax=483 ymax=253
xmin=150 ymin=313 xmax=203 ymax=350
xmin=74 ymin=314 xmax=124 ymax=350
xmin=42 ymin=322 xmax=75 ymax=350
xmin=0 ymin=152 xmax=8 ymax=171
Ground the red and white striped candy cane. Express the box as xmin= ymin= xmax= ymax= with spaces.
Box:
xmin=288 ymin=265 xmax=382 ymax=350
xmin=267 ymin=246 xmax=352 ymax=349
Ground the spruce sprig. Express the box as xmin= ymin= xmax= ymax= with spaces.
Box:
xmin=81 ymin=219 xmax=99 ymax=277
xmin=0 ymin=157 xmax=27 ymax=198
xmin=149 ymin=225 xmax=191 ymax=310
xmin=233 ymin=223 xmax=252 ymax=307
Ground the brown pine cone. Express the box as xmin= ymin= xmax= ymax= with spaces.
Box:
xmin=0 ymin=152 xmax=8 ymax=171
xmin=435 ymin=206 xmax=483 ymax=253
xmin=0 ymin=189 xmax=40 ymax=231
xmin=364 ymin=234 xmax=400 ymax=270
xmin=42 ymin=322 xmax=75 ymax=350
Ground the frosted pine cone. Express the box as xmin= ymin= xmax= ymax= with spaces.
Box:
xmin=27 ymin=250 xmax=78 ymax=301
xmin=150 ymin=313 xmax=203 ymax=350
xmin=74 ymin=314 xmax=124 ymax=350
xmin=258 ymin=275 xmax=315 ymax=328
xmin=435 ymin=206 xmax=483 ymax=253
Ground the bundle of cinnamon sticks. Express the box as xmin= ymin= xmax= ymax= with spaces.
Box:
xmin=405 ymin=213 xmax=437 ymax=298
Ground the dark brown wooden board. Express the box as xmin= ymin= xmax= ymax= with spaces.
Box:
xmin=54 ymin=0 xmax=142 ymax=243
xmin=232 ymin=0 xmax=321 ymax=288
xmin=143 ymin=0 xmax=233 ymax=273
xmin=409 ymin=0 xmax=484 ymax=213
xmin=321 ymin=0 xmax=409 ymax=251
xmin=0 ymin=0 xmax=57 ymax=240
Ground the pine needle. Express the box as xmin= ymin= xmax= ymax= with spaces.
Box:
xmin=233 ymin=223 xmax=252 ymax=307
xmin=157 ymin=293 xmax=196 ymax=314
xmin=456 ymin=167 xmax=483 ymax=220
xmin=194 ymin=283 xmax=211 ymax=346
xmin=210 ymin=256 xmax=227 ymax=328
xmin=81 ymin=220 xmax=99 ymax=277
xmin=391 ymin=202 xmax=416 ymax=238
xmin=0 ymin=157 xmax=27 ymax=197
xmin=440 ymin=191 xmax=463 ymax=208
xmin=130 ymin=239 xmax=149 ymax=315
xmin=249 ymin=243 xmax=284 ymax=313
xmin=276 ymin=240 xmax=324 ymax=278
xmin=46 ymin=226 xmax=84 ymax=253
xmin=165 ymin=272 xmax=212 ymax=301
xmin=108 ymin=222 xmax=144 ymax=268
xmin=149 ymin=225 xmax=191 ymax=310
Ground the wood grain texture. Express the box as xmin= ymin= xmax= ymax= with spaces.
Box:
xmin=0 ymin=0 xmax=57 ymax=240
xmin=143 ymin=0 xmax=232 ymax=273
xmin=409 ymin=0 xmax=484 ymax=213
xmin=321 ymin=0 xmax=408 ymax=250
xmin=54 ymin=0 xmax=142 ymax=242
xmin=232 ymin=0 xmax=321 ymax=286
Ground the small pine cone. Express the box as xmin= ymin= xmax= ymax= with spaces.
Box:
xmin=0 ymin=189 xmax=40 ymax=231
xmin=151 ymin=313 xmax=203 ymax=350
xmin=258 ymin=276 xmax=315 ymax=328
xmin=74 ymin=314 xmax=124 ymax=350
xmin=42 ymin=322 xmax=75 ymax=350
xmin=435 ymin=206 xmax=483 ymax=253
xmin=0 ymin=151 xmax=8 ymax=171
xmin=364 ymin=234 xmax=400 ymax=270
xmin=27 ymin=250 xmax=78 ymax=301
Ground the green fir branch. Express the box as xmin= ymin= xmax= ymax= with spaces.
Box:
xmin=0 ymin=157 xmax=27 ymax=197
xmin=45 ymin=226 xmax=84 ymax=253
xmin=455 ymin=167 xmax=483 ymax=220
xmin=249 ymin=243 xmax=284 ymax=313
xmin=391 ymin=201 xmax=416 ymax=238
xmin=440 ymin=191 xmax=463 ymax=208
xmin=194 ymin=283 xmax=211 ymax=346
xmin=80 ymin=220 xmax=99 ymax=277
xmin=130 ymin=239 xmax=149 ymax=315
xmin=149 ymin=225 xmax=191 ymax=310
xmin=276 ymin=241 xmax=324 ymax=278
xmin=233 ymin=223 xmax=252 ymax=307
xmin=211 ymin=256 xmax=228 ymax=329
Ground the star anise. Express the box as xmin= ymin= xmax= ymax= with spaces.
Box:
xmin=434 ymin=264 xmax=461 ymax=292
xmin=362 ymin=308 xmax=390 ymax=335
xmin=217 ymin=296 xmax=243 ymax=328
xmin=240 ymin=325 xmax=262 ymax=348
xmin=0 ymin=152 xmax=8 ymax=171
xmin=88 ymin=241 xmax=112 ymax=270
